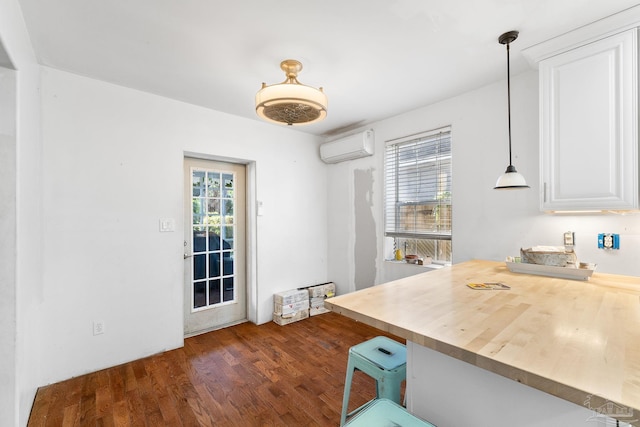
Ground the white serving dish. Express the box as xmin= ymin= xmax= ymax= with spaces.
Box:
xmin=505 ymin=262 xmax=596 ymax=281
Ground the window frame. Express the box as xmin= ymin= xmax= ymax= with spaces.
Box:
xmin=384 ymin=126 xmax=452 ymax=264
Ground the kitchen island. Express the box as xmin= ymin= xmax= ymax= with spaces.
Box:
xmin=324 ymin=259 xmax=640 ymax=426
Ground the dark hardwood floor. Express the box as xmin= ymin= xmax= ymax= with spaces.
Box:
xmin=28 ymin=312 xmax=405 ymax=426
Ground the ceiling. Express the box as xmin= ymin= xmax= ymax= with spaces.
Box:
xmin=16 ymin=0 xmax=640 ymax=137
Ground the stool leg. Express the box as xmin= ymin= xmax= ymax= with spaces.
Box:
xmin=377 ymin=376 xmax=402 ymax=403
xmin=340 ymin=356 xmax=356 ymax=426
xmin=377 ymin=368 xmax=405 ymax=405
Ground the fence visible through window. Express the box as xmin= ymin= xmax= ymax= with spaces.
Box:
xmin=384 ymin=127 xmax=452 ymax=263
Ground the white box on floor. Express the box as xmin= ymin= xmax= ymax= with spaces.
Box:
xmin=310 ymin=306 xmax=331 ymax=316
xmin=273 ymin=309 xmax=309 ymax=326
xmin=274 ymin=289 xmax=309 ymax=305
xmin=307 ymin=282 xmax=336 ymax=299
xmin=310 ymin=297 xmax=326 ymax=308
xmin=274 ymin=300 xmax=309 ymax=316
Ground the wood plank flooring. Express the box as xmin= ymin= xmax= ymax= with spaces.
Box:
xmin=28 ymin=312 xmax=405 ymax=426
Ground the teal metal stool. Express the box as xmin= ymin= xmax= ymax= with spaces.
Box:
xmin=344 ymin=398 xmax=436 ymax=427
xmin=340 ymin=336 xmax=407 ymax=426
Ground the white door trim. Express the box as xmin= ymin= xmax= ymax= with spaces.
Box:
xmin=183 ymin=152 xmax=258 ymax=326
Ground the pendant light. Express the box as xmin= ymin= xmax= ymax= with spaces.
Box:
xmin=255 ymin=59 xmax=327 ymax=126
xmin=494 ymin=31 xmax=529 ymax=190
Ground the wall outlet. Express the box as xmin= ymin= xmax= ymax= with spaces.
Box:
xmin=598 ymin=233 xmax=620 ymax=250
xmin=93 ymin=320 xmax=105 ymax=335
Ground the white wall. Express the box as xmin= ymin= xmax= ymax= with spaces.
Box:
xmin=16 ymin=60 xmax=42 ymax=427
xmin=0 ymin=1 xmax=43 ymax=425
xmin=0 ymin=64 xmax=18 ymax=427
xmin=35 ymin=66 xmax=328 ymax=386
xmin=327 ymin=69 xmax=640 ymax=294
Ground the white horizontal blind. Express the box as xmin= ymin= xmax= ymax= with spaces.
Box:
xmin=385 ymin=127 xmax=452 ymax=241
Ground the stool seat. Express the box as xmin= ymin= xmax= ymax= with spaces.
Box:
xmin=344 ymin=398 xmax=436 ymax=427
xmin=351 ymin=336 xmax=406 ymax=370
xmin=340 ymin=337 xmax=407 ymax=426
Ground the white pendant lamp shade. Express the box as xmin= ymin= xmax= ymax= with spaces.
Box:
xmin=494 ymin=31 xmax=529 ymax=190
xmin=255 ymin=59 xmax=327 ymax=126
xmin=494 ymin=165 xmax=529 ymax=189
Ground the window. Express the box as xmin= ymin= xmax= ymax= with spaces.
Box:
xmin=191 ymin=169 xmax=236 ymax=310
xmin=384 ymin=127 xmax=452 ymax=263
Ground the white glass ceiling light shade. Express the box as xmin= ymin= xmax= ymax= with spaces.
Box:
xmin=495 ymin=165 xmax=529 ymax=188
xmin=255 ymin=59 xmax=327 ymax=126
xmin=494 ymin=31 xmax=530 ymax=190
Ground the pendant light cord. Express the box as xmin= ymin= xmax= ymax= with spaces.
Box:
xmin=494 ymin=30 xmax=529 ymax=189
xmin=506 ymin=41 xmax=513 ymax=167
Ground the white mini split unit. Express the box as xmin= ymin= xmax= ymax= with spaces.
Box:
xmin=320 ymin=129 xmax=374 ymax=164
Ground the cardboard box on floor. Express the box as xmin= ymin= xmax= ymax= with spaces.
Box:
xmin=306 ymin=282 xmax=335 ymax=299
xmin=273 ymin=309 xmax=309 ymax=326
xmin=310 ymin=306 xmax=331 ymax=316
xmin=273 ymin=289 xmax=309 ymax=325
xmin=306 ymin=282 xmax=335 ymax=316
xmin=274 ymin=299 xmax=309 ymax=316
xmin=272 ymin=283 xmax=336 ymax=325
xmin=273 ymin=289 xmax=309 ymax=305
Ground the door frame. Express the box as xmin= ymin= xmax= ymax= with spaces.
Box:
xmin=184 ymin=152 xmax=258 ymax=327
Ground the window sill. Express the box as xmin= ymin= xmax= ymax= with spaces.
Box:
xmin=385 ymin=260 xmax=450 ymax=270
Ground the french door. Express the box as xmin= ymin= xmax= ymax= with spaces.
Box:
xmin=183 ymin=157 xmax=246 ymax=336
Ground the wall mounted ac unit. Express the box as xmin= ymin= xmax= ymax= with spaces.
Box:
xmin=320 ymin=129 xmax=374 ymax=164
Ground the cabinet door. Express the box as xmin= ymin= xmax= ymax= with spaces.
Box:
xmin=540 ymin=28 xmax=638 ymax=211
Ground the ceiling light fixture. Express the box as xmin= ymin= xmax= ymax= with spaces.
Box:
xmin=255 ymin=59 xmax=327 ymax=126
xmin=494 ymin=31 xmax=529 ymax=190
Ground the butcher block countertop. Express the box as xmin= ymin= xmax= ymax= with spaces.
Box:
xmin=324 ymin=259 xmax=640 ymax=424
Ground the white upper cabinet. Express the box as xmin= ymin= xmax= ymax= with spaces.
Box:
xmin=523 ymin=7 xmax=640 ymax=212
xmin=540 ymin=29 xmax=637 ymax=211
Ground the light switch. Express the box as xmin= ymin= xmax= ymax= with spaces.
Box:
xmin=257 ymin=200 xmax=264 ymax=216
xmin=563 ymin=231 xmax=574 ymax=247
xmin=159 ymin=218 xmax=175 ymax=232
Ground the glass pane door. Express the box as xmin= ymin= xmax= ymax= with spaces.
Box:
xmin=191 ymin=169 xmax=236 ymax=310
xmin=184 ymin=157 xmax=246 ymax=336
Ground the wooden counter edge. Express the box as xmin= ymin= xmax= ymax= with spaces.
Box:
xmin=324 ymin=298 xmax=639 ymax=426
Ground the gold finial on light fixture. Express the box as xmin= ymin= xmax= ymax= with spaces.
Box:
xmin=255 ymin=59 xmax=328 ymax=126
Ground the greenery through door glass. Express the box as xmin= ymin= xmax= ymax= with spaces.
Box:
xmin=191 ymin=169 xmax=236 ymax=310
